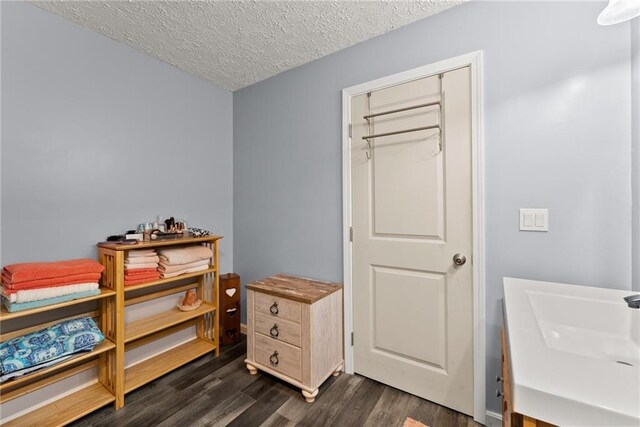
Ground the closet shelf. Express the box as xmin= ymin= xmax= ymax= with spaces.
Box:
xmin=124 ymin=338 xmax=215 ymax=394
xmin=0 ymin=339 xmax=115 ymax=393
xmin=3 ymin=382 xmax=115 ymax=427
xmin=0 ymin=288 xmax=116 ymax=321
xmin=125 ymin=304 xmax=215 ymax=344
xmin=123 ymin=267 xmax=217 ymax=293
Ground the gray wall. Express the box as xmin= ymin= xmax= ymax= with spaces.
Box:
xmin=1 ymin=2 xmax=233 ymax=272
xmin=1 ymin=3 xmax=233 ymax=420
xmin=632 ymin=19 xmax=640 ymax=293
xmin=234 ymin=1 xmax=633 ymax=415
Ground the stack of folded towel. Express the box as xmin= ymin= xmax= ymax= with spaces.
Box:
xmin=0 ymin=316 xmax=105 ymax=383
xmin=124 ymin=250 xmax=160 ymax=286
xmin=1 ymin=259 xmax=104 ymax=312
xmin=158 ymin=246 xmax=212 ymax=279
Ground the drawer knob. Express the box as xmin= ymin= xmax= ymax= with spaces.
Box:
xmin=270 ymin=324 xmax=279 ymax=338
xmin=270 ymin=302 xmax=279 ymax=315
xmin=270 ymin=351 xmax=279 ymax=367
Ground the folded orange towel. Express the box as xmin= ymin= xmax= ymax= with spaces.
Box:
xmin=124 ymin=274 xmax=160 ymax=286
xmin=3 ymin=259 xmax=104 ymax=284
xmin=124 ymin=271 xmax=160 ymax=280
xmin=2 ymin=272 xmax=103 ymax=290
xmin=124 ymin=268 xmax=158 ymax=278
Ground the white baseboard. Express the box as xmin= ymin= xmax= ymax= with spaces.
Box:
xmin=485 ymin=410 xmax=502 ymax=427
xmin=241 ymin=323 xmax=247 ymax=335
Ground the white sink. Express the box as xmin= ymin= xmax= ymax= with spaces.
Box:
xmin=503 ymin=277 xmax=640 ymax=426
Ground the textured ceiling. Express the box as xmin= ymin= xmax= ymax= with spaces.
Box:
xmin=34 ymin=1 xmax=463 ymax=91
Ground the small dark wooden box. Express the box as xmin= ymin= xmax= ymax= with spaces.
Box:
xmin=219 ymin=273 xmax=241 ymax=345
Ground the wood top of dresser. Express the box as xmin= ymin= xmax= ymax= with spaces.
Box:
xmin=246 ymin=274 xmax=342 ymax=304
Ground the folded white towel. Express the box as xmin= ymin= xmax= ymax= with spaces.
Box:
xmin=127 ymin=250 xmax=157 ymax=258
xmin=159 ymin=264 xmax=209 ymax=278
xmin=124 ymin=262 xmax=159 ymax=270
xmin=158 ymin=246 xmax=212 ymax=265
xmin=125 ymin=255 xmax=160 ymax=264
xmin=0 ymin=282 xmax=99 ymax=304
xmin=158 ymin=259 xmax=209 ymax=273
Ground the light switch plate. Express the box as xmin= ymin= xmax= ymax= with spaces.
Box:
xmin=520 ymin=208 xmax=548 ymax=232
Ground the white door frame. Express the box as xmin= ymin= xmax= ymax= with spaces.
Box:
xmin=341 ymin=51 xmax=486 ymax=423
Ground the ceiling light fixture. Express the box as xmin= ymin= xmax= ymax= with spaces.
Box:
xmin=597 ymin=0 xmax=640 ymax=25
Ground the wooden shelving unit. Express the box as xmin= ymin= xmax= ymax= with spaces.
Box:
xmin=97 ymin=235 xmax=222 ymax=409
xmin=0 ymin=235 xmax=222 ymax=425
xmin=0 ymin=287 xmax=118 ymax=425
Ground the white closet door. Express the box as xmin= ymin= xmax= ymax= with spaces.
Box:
xmin=351 ymin=67 xmax=474 ymax=415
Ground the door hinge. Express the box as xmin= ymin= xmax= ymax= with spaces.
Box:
xmin=349 ymin=226 xmax=353 ymax=242
xmin=351 ymin=332 xmax=354 ymax=346
xmin=348 ymin=123 xmax=352 ymax=138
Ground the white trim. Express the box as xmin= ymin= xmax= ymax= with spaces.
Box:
xmin=485 ymin=410 xmax=503 ymax=427
xmin=341 ymin=51 xmax=486 ymax=424
xmin=241 ymin=323 xmax=247 ymax=335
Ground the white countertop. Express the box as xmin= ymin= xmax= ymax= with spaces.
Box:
xmin=503 ymin=277 xmax=640 ymax=426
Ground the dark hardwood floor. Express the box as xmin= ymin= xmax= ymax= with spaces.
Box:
xmin=73 ymin=338 xmax=477 ymax=427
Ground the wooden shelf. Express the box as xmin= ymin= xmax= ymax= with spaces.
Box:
xmin=124 ymin=338 xmax=215 ymax=394
xmin=123 ymin=267 xmax=217 ymax=292
xmin=0 ymin=339 xmax=115 ymax=392
xmin=125 ymin=304 xmax=215 ymax=343
xmin=97 ymin=235 xmax=221 ymax=411
xmin=0 ymin=288 xmax=116 ymax=321
xmin=3 ymin=382 xmax=114 ymax=427
xmin=0 ymin=361 xmax=98 ymax=404
xmin=98 ymin=235 xmax=223 ymax=251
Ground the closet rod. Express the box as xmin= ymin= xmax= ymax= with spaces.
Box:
xmin=362 ymin=124 xmax=440 ymax=140
xmin=363 ymin=101 xmax=440 ymax=120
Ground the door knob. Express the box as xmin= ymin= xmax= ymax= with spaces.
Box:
xmin=453 ymin=253 xmax=467 ymax=266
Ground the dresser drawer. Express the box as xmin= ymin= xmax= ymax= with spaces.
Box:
xmin=255 ymin=311 xmax=301 ymax=347
xmin=254 ymin=291 xmax=301 ymax=323
xmin=255 ymin=333 xmax=302 ymax=381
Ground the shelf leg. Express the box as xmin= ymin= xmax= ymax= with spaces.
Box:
xmin=114 ymin=250 xmax=125 ymax=409
xmin=214 ymin=240 xmax=220 ymax=356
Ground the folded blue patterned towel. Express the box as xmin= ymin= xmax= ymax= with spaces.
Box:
xmin=0 ymin=317 xmax=105 ymax=379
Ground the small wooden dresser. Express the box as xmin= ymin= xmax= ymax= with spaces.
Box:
xmin=245 ymin=274 xmax=343 ymax=403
